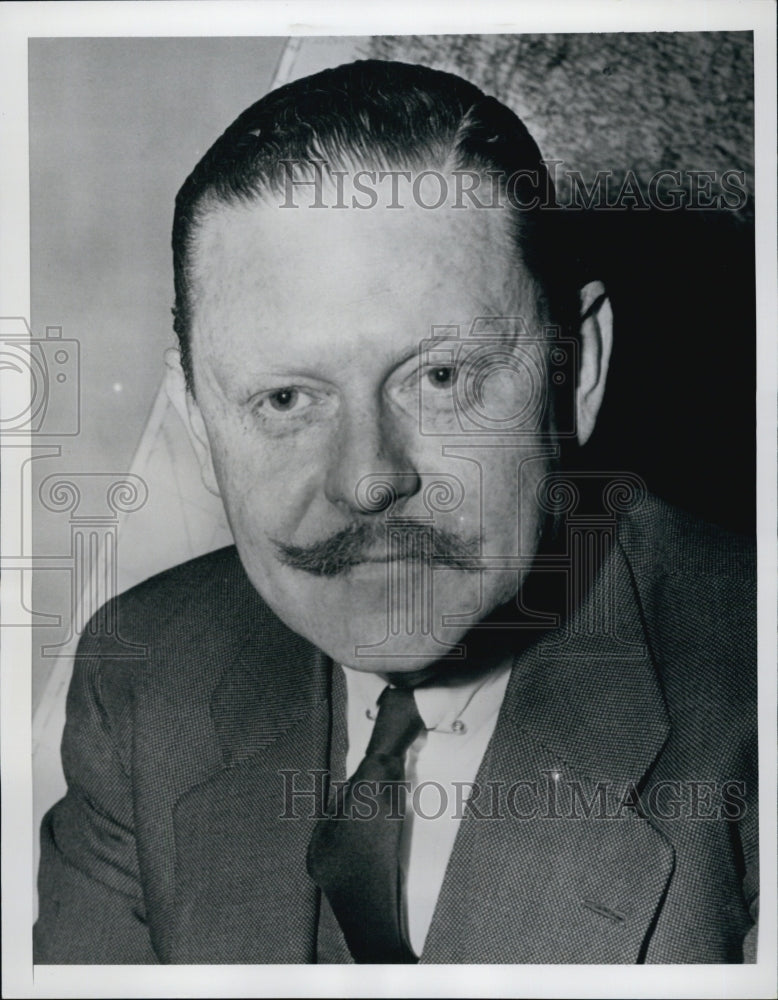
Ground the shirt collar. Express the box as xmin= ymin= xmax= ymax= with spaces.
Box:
xmin=341 ymin=658 xmax=514 ymax=737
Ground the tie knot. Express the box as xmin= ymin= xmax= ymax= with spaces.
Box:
xmin=365 ymin=686 xmax=424 ymax=759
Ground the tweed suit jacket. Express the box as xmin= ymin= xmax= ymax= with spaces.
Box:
xmin=34 ymin=495 xmax=758 ymax=964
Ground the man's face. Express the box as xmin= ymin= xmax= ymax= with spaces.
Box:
xmin=181 ymin=179 xmax=567 ymax=673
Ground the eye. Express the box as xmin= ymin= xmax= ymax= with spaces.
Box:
xmin=427 ymin=366 xmax=457 ymax=389
xmin=268 ymin=387 xmax=300 ymax=411
xmin=252 ymin=385 xmax=319 ymax=420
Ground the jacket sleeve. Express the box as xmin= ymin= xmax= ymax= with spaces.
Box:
xmin=34 ymin=626 xmax=158 ymax=964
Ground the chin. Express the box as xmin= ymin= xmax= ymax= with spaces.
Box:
xmin=247 ymin=556 xmax=515 ymax=672
xmin=256 ymin=577 xmax=467 ymax=672
xmin=292 ymin=590 xmax=480 ymax=674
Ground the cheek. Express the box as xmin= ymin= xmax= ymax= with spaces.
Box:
xmin=206 ymin=417 xmax=327 ymax=537
xmin=477 ymin=446 xmax=552 ymax=547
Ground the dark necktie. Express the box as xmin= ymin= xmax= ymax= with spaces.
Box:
xmin=306 ymin=685 xmax=425 ymax=963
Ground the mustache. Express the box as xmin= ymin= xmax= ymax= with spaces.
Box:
xmin=271 ymin=522 xmax=483 ymax=577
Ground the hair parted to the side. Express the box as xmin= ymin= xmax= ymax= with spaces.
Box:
xmin=172 ymin=59 xmax=582 ymax=394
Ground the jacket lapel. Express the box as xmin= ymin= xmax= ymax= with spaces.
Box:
xmin=422 ymin=537 xmax=675 ymax=963
xmin=169 ymin=612 xmax=334 ymax=963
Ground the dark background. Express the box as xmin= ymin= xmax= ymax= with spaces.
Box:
xmin=584 ymin=207 xmax=755 ymax=536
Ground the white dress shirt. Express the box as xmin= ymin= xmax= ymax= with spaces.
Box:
xmin=341 ymin=660 xmax=513 ymax=957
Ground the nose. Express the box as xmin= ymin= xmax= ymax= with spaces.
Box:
xmin=324 ymin=403 xmax=421 ymax=515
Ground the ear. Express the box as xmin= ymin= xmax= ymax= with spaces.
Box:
xmin=164 ymin=348 xmax=221 ymax=497
xmin=575 ymin=280 xmax=613 ymax=447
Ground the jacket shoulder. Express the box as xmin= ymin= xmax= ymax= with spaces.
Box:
xmin=110 ymin=544 xmax=247 ymax=631
xmin=73 ymin=546 xmax=267 ymax=739
xmin=617 ymin=494 xmax=755 ymax=580
xmin=85 ymin=544 xmax=270 ymax=654
xmin=617 ymin=495 xmax=756 ymax=715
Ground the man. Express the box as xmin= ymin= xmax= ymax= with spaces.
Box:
xmin=34 ymin=59 xmax=757 ymax=964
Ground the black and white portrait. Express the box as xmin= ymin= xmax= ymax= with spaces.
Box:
xmin=2 ymin=4 xmax=775 ymax=998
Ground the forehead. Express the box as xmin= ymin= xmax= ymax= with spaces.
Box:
xmin=188 ymin=185 xmax=542 ymax=385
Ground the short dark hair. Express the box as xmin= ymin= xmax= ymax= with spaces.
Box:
xmin=172 ymin=59 xmax=580 ymax=393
